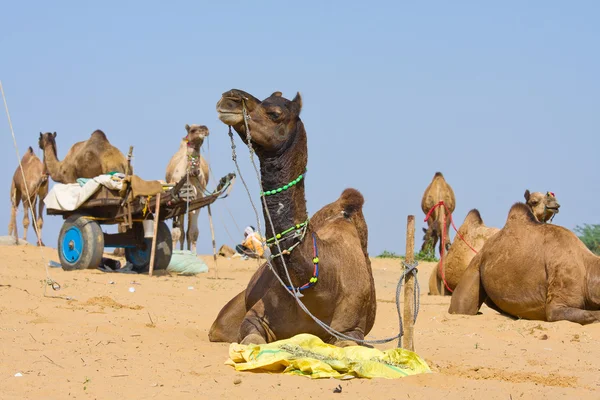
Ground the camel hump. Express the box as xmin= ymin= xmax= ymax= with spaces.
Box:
xmin=339 ymin=188 xmax=364 ymax=216
xmin=434 ymin=171 xmax=444 ymax=178
xmin=464 ymin=209 xmax=484 ymax=226
xmin=27 ymin=146 xmax=34 ymax=154
xmin=90 ymin=130 xmax=108 ymax=140
xmin=506 ymin=202 xmax=539 ymax=225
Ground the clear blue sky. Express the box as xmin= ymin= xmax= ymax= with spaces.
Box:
xmin=1 ymin=1 xmax=598 ymax=257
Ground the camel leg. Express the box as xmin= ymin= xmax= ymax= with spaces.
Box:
xmin=9 ymin=186 xmax=20 ymax=244
xmin=331 ymin=330 xmax=366 ymax=348
xmin=29 ymin=197 xmax=42 ymax=246
xmin=172 ymin=216 xmax=183 ymax=251
xmin=36 ymin=193 xmax=45 ymax=246
xmin=22 ymin=200 xmax=30 ymax=243
xmin=443 ymin=216 xmax=452 ymax=251
xmin=546 ymin=304 xmax=600 ymax=325
xmin=448 ymin=258 xmax=486 ymax=315
xmin=187 ymin=210 xmax=199 ymax=254
xmin=428 ymin=267 xmax=442 ymax=295
xmin=238 ymin=303 xmax=271 ymax=345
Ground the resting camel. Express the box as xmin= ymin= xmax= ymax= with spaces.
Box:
xmin=449 ymin=202 xmax=600 ymax=324
xmin=209 ymin=89 xmax=375 ymax=346
xmin=8 ymin=147 xmax=49 ymax=246
xmin=428 ymin=209 xmax=499 ymax=295
xmin=429 ymin=191 xmax=562 ymax=296
xmin=524 ymin=189 xmax=560 ymax=223
xmin=38 ymin=130 xmax=129 ymax=184
xmin=165 ymin=124 xmax=209 ymax=253
xmin=421 ymin=172 xmax=455 ymax=255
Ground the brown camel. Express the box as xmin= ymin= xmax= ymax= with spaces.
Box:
xmin=524 ymin=190 xmax=560 ymax=223
xmin=449 ymin=203 xmax=600 ymax=324
xmin=421 ymin=172 xmax=456 ymax=254
xmin=428 ymin=210 xmax=499 ymax=295
xmin=8 ymin=147 xmax=49 ymax=246
xmin=165 ymin=124 xmax=210 ymax=253
xmin=209 ymin=89 xmax=375 ymax=346
xmin=429 ymin=191 xmax=563 ymax=296
xmin=38 ymin=130 xmax=129 ymax=184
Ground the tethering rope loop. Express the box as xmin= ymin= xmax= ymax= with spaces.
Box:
xmin=1 ymin=81 xmax=60 ymax=294
xmin=225 ymin=100 xmax=419 ymax=347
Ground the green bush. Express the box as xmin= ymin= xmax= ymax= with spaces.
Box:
xmin=376 ymin=250 xmax=403 ymax=259
xmin=375 ymin=249 xmax=439 ymax=262
xmin=574 ymin=224 xmax=600 ymax=255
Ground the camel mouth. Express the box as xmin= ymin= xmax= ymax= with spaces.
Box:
xmin=217 ymin=110 xmax=244 ymax=125
xmin=546 ymin=206 xmax=560 ymax=214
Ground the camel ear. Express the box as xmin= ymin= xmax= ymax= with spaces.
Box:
xmin=52 ymin=132 xmax=57 ymax=138
xmin=524 ymin=189 xmax=530 ymax=202
xmin=271 ymin=91 xmax=282 ymax=97
xmin=39 ymin=132 xmax=43 ymax=139
xmin=185 ymin=124 xmax=190 ymax=132
xmin=422 ymin=227 xmax=427 ymax=233
xmin=291 ymin=92 xmax=302 ymax=115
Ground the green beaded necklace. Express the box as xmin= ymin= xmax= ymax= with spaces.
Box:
xmin=260 ymin=169 xmax=307 ymax=196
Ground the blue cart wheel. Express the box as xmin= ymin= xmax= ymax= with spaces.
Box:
xmin=57 ymin=215 xmax=104 ymax=270
xmin=125 ymin=221 xmax=173 ymax=273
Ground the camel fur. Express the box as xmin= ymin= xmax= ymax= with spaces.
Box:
xmin=165 ymin=124 xmax=209 ymax=253
xmin=524 ymin=189 xmax=560 ymax=223
xmin=449 ymin=203 xmax=600 ymax=324
xmin=38 ymin=130 xmax=128 ymax=184
xmin=8 ymin=147 xmax=49 ymax=246
xmin=209 ymin=89 xmax=375 ymax=347
xmin=421 ymin=172 xmax=456 ymax=255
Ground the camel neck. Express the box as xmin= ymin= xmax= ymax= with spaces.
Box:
xmin=41 ymin=143 xmax=64 ymax=182
xmin=257 ymin=127 xmax=312 ymax=288
xmin=258 ymin=128 xmax=308 ymax=242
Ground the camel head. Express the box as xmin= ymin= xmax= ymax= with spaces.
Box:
xmin=38 ymin=132 xmax=58 ymax=157
xmin=216 ymin=89 xmax=303 ymax=156
xmin=421 ymin=222 xmax=443 ymax=253
xmin=524 ymin=189 xmax=561 ymax=223
xmin=184 ymin=124 xmax=209 ymax=146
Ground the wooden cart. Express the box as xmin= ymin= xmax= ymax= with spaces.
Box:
xmin=47 ymin=173 xmax=235 ymax=273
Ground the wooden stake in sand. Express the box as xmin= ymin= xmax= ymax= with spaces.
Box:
xmin=207 ymin=204 xmax=219 ymax=279
xmin=148 ymin=192 xmax=161 ymax=277
xmin=403 ymin=215 xmax=416 ymax=352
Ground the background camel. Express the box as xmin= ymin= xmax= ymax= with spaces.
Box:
xmin=428 ymin=191 xmax=563 ymax=296
xmin=165 ymin=124 xmax=209 ymax=253
xmin=38 ymin=130 xmax=129 ymax=184
xmin=209 ymin=89 xmax=375 ymax=347
xmin=449 ymin=202 xmax=600 ymax=324
xmin=421 ymin=172 xmax=455 ymax=255
xmin=428 ymin=209 xmax=499 ymax=296
xmin=8 ymin=147 xmax=49 ymax=246
xmin=524 ymin=190 xmax=560 ymax=223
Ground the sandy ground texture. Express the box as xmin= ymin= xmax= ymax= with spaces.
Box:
xmin=1 ymin=244 xmax=599 ymax=400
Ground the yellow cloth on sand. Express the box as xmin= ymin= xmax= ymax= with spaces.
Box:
xmin=226 ymin=333 xmax=431 ymax=379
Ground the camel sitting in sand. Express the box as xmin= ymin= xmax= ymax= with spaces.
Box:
xmin=421 ymin=172 xmax=455 ymax=255
xmin=429 ymin=191 xmax=562 ymax=296
xmin=8 ymin=147 xmax=49 ymax=246
xmin=428 ymin=210 xmax=499 ymax=295
xmin=449 ymin=202 xmax=600 ymax=324
xmin=38 ymin=130 xmax=129 ymax=184
xmin=524 ymin=189 xmax=560 ymax=223
xmin=209 ymin=89 xmax=375 ymax=346
xmin=165 ymin=124 xmax=209 ymax=253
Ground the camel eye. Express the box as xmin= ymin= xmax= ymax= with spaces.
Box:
xmin=530 ymin=200 xmax=539 ymax=205
xmin=267 ymin=111 xmax=281 ymax=120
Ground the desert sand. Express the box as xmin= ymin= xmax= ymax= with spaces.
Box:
xmin=1 ymin=244 xmax=599 ymax=399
